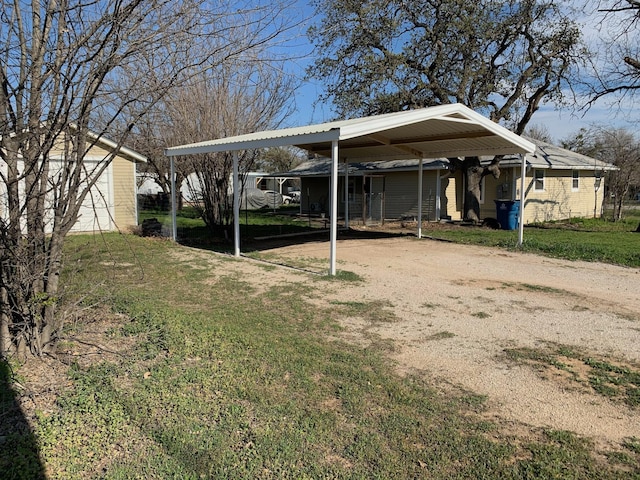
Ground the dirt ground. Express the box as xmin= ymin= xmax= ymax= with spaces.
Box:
xmin=251 ymin=228 xmax=640 ymax=449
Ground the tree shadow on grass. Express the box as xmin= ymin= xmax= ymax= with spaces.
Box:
xmin=0 ymin=361 xmax=46 ymax=479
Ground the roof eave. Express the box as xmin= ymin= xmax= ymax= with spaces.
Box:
xmin=165 ymin=130 xmax=340 ymax=157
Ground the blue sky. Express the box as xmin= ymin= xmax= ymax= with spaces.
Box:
xmin=279 ymin=0 xmax=637 ymax=144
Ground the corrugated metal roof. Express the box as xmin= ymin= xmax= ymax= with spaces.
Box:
xmin=494 ymin=137 xmax=617 ymax=171
xmin=164 ymin=103 xmax=536 ymax=160
xmin=273 ymin=137 xmax=615 ymax=177
xmin=274 ymin=158 xmax=449 ymax=177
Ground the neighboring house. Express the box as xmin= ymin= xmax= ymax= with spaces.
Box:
xmin=280 ymin=137 xmax=616 ymax=226
xmin=1 ymin=132 xmax=146 ymax=233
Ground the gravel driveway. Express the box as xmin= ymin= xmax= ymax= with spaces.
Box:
xmin=257 ymin=233 xmax=640 ymax=448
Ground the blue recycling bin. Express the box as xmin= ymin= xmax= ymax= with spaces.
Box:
xmin=494 ymin=200 xmax=520 ymax=230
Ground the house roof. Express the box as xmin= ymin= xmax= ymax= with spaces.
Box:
xmin=274 ymin=158 xmax=449 ymax=177
xmin=273 ymin=137 xmax=615 ymax=177
xmin=86 ymin=130 xmax=147 ymax=163
xmin=164 ymin=103 xmax=536 ymax=160
xmin=497 ymin=137 xmax=617 ymax=171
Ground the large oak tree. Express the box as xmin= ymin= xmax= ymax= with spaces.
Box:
xmin=308 ymin=0 xmax=586 ymax=222
xmin=590 ymin=0 xmax=640 ymax=101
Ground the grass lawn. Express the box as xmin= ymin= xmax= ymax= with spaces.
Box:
xmin=429 ymin=209 xmax=640 ymax=268
xmin=1 ymin=229 xmax=638 ymax=479
xmin=139 ymin=206 xmax=325 ymax=248
xmin=1 ymin=206 xmax=639 ymax=478
xmin=142 ymin=205 xmax=640 ymax=267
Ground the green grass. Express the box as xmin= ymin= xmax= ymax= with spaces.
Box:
xmin=139 ymin=206 xmax=326 ymax=247
xmin=2 ymin=234 xmax=639 ymax=478
xmin=145 ymin=206 xmax=640 ymax=268
xmin=426 ymin=209 xmax=640 ymax=267
xmin=505 ymin=343 xmax=640 ymax=407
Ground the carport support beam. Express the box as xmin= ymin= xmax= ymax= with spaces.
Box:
xmin=329 ymin=140 xmax=339 ymax=276
xmin=518 ymin=154 xmax=526 ymax=247
xmin=170 ymin=157 xmax=177 ymax=241
xmin=344 ymin=159 xmax=350 ymax=229
xmin=233 ymin=151 xmax=240 ymax=257
xmin=417 ymin=158 xmax=423 ymax=239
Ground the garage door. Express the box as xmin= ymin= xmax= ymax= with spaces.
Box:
xmin=69 ymin=160 xmax=113 ymax=232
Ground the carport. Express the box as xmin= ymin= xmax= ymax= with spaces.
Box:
xmin=164 ymin=103 xmax=535 ymax=275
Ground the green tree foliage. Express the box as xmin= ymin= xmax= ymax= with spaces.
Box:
xmin=308 ymin=0 xmax=585 ymax=131
xmin=308 ymin=0 xmax=587 ymax=221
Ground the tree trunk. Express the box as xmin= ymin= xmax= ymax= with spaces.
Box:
xmin=464 ymin=166 xmax=483 ymax=223
xmin=450 ymin=156 xmax=501 ymax=223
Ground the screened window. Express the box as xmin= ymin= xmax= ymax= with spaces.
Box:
xmin=572 ymin=170 xmax=579 ymax=191
xmin=534 ymin=169 xmax=545 ymax=191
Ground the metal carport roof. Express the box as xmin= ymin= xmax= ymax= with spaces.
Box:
xmin=165 ymin=103 xmax=536 ymax=275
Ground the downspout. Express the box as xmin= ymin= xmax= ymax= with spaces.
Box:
xmin=233 ymin=151 xmax=240 ymax=257
xmin=170 ymin=157 xmax=177 ymax=241
xmin=518 ymin=154 xmax=527 ymax=247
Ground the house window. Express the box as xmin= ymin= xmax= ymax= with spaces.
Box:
xmin=479 ymin=176 xmax=485 ymax=204
xmin=534 ymin=169 xmax=545 ymax=191
xmin=572 ymin=170 xmax=579 ymax=191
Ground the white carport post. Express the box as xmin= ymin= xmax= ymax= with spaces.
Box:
xmin=417 ymin=158 xmax=423 ymax=239
xmin=435 ymin=170 xmax=442 ymax=221
xmin=329 ymin=140 xmax=339 ymax=276
xmin=170 ymin=157 xmax=177 ymax=241
xmin=233 ymin=151 xmax=240 ymax=257
xmin=344 ymin=159 xmax=350 ymax=229
xmin=518 ymin=154 xmax=527 ymax=247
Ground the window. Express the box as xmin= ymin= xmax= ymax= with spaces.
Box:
xmin=479 ymin=176 xmax=485 ymax=204
xmin=534 ymin=169 xmax=545 ymax=191
xmin=572 ymin=170 xmax=579 ymax=191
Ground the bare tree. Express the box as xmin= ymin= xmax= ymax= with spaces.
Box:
xmin=0 ymin=0 xmax=296 ymax=358
xmin=165 ymin=58 xmax=296 ymax=236
xmin=130 ymin=114 xmax=191 ymax=210
xmin=308 ymin=0 xmax=587 ymax=222
xmin=562 ymin=127 xmax=640 ymax=220
xmin=257 ymin=147 xmax=304 ymax=174
xmin=593 ymin=129 xmax=640 ymax=221
xmin=525 ymin=124 xmax=554 ymax=143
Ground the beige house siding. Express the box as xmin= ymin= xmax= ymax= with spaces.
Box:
xmin=112 ymin=154 xmax=138 ymax=230
xmin=522 ymin=169 xmax=603 ymax=223
xmin=1 ymin=137 xmax=142 ymax=233
xmin=71 ymin=142 xmax=140 ymax=231
xmin=384 ymin=171 xmax=439 ymax=221
xmin=442 ymin=172 xmax=462 ymax=221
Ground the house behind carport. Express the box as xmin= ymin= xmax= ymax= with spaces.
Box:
xmin=281 ymin=158 xmax=453 ymax=224
xmin=282 ymin=136 xmax=616 ymax=225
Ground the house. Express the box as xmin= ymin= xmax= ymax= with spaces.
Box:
xmin=280 ymin=137 xmax=616 ymax=226
xmin=1 ymin=131 xmax=146 ymax=233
